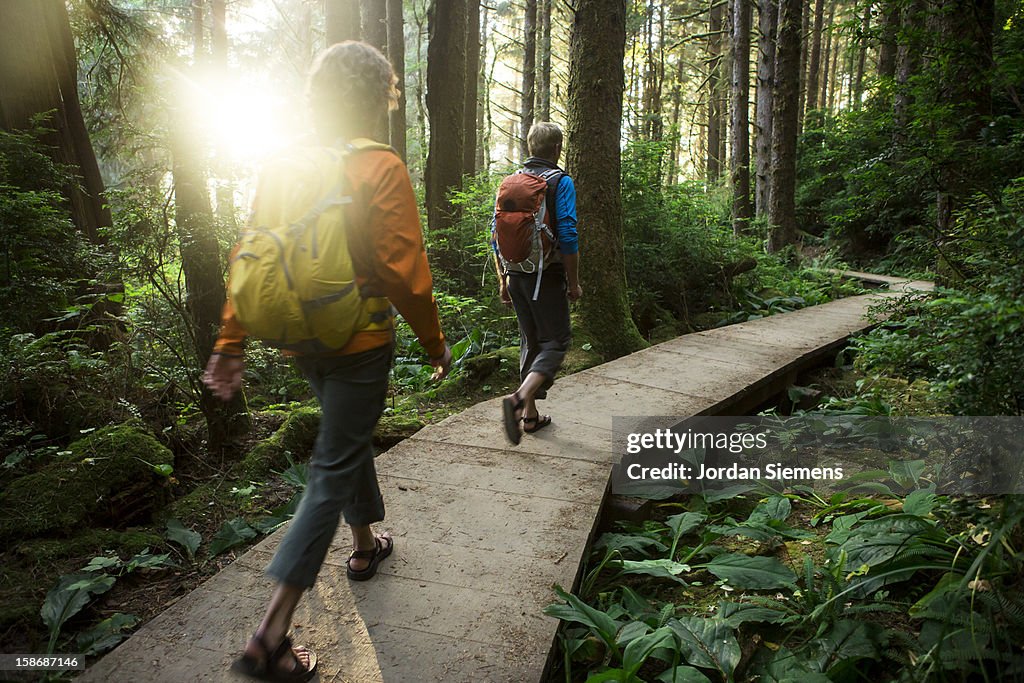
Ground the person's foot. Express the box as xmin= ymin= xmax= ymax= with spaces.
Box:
xmin=347 ymin=533 xmax=394 ymax=580
xmin=522 ymin=413 xmax=552 ymax=433
xmin=233 ymin=632 xmax=317 ymax=682
xmin=502 ymin=392 xmax=525 ymax=445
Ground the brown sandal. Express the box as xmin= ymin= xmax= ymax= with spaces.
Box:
xmin=346 ymin=533 xmax=393 ymax=581
xmin=522 ymin=414 xmax=552 ymax=434
xmin=230 ymin=634 xmax=317 ymax=682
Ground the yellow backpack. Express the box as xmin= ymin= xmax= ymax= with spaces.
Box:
xmin=228 ymin=139 xmax=393 ymax=354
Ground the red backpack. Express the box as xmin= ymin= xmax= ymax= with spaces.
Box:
xmin=492 ymin=167 xmax=564 ymax=299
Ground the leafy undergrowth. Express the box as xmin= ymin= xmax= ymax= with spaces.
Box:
xmin=546 ymin=480 xmax=1024 ymax=682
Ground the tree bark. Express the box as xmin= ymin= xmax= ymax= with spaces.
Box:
xmin=566 ymin=0 xmax=646 ymax=360
xmin=806 ymin=0 xmax=824 ymax=112
xmin=797 ymin=0 xmax=810 ymax=134
xmin=876 ymin=1 xmax=898 ymax=79
xmin=425 ymin=0 xmax=467 ymax=276
xmin=754 ymin=0 xmax=777 ymax=216
xmin=477 ymin=3 xmax=489 ymax=170
xmin=0 ymin=0 xmax=114 ymax=243
xmin=361 ymin=0 xmax=387 ymax=52
xmin=853 ymin=4 xmax=870 ymax=109
xmin=767 ymin=0 xmax=802 ymax=252
xmin=731 ymin=0 xmax=753 ymax=235
xmin=537 ymin=0 xmax=552 ymax=121
xmin=707 ymin=0 xmax=724 ymax=182
xmin=520 ymin=0 xmax=537 ymax=159
xmin=326 ymin=0 xmax=361 ymax=44
xmin=819 ymin=2 xmax=835 ymax=110
xmin=893 ymin=0 xmax=924 ymax=135
xmin=386 ymin=0 xmax=407 ymax=160
xmin=463 ymin=0 xmax=480 ymax=177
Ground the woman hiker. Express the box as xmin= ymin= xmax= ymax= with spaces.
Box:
xmin=203 ymin=41 xmax=451 ymax=681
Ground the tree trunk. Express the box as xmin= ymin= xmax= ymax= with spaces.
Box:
xmin=566 ymin=0 xmax=646 ymax=360
xmin=538 ymin=0 xmax=552 ymax=121
xmin=876 ymin=1 xmax=898 ymax=79
xmin=754 ymin=0 xmax=777 ymax=217
xmin=425 ymin=0 xmax=467 ymax=276
xmin=666 ymin=55 xmax=684 ymax=185
xmin=893 ymin=0 xmax=924 ymax=136
xmin=641 ymin=0 xmax=664 ymax=141
xmin=797 ymin=0 xmax=810 ymax=134
xmin=386 ymin=0 xmax=407 ymax=161
xmin=361 ymin=0 xmax=387 ymax=52
xmin=520 ymin=0 xmax=537 ymax=159
xmin=0 ymin=0 xmax=113 ymax=243
xmin=707 ymin=0 xmax=724 ymax=182
xmin=326 ymin=0 xmax=360 ymax=44
xmin=463 ymin=0 xmax=480 ymax=177
xmin=477 ymin=3 xmax=489 ymax=170
xmin=767 ymin=0 xmax=802 ymax=252
xmin=806 ymin=0 xmax=824 ymax=113
xmin=819 ymin=2 xmax=834 ymax=110
xmin=731 ymin=0 xmax=753 ymax=235
xmin=853 ymin=3 xmax=870 ymax=109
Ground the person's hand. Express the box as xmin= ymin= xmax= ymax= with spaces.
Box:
xmin=499 ymin=283 xmax=512 ymax=307
xmin=568 ymin=283 xmax=583 ymax=302
xmin=429 ymin=344 xmax=452 ymax=381
xmin=203 ymin=352 xmax=244 ymax=401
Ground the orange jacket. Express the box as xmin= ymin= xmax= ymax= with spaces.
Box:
xmin=213 ymin=147 xmax=446 ymax=359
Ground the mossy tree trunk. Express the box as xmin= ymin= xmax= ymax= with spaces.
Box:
xmin=566 ymin=0 xmax=646 ymax=361
xmin=767 ymin=0 xmax=802 ymax=252
xmin=386 ymin=0 xmax=407 ymax=160
xmin=731 ymin=0 xmax=753 ymax=236
xmin=754 ymin=0 xmax=777 ymax=217
xmin=520 ymin=0 xmax=537 ymax=160
xmin=326 ymin=0 xmax=361 ymax=44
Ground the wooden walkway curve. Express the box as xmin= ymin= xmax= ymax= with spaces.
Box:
xmin=79 ymin=276 xmax=928 ymax=682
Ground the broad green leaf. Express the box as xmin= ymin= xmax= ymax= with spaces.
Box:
xmin=208 ymin=517 xmax=257 ymax=556
xmin=657 ymin=665 xmax=712 ymax=683
xmin=666 ymin=512 xmax=706 ymax=539
xmin=41 ymin=572 xmax=117 ymax=651
xmin=614 ymin=559 xmax=690 ymax=584
xmin=839 ymin=515 xmax=938 ymax=568
xmin=622 ymin=626 xmax=675 ymax=676
xmin=165 ymin=518 xmax=201 ymax=559
xmin=751 ymin=646 xmax=832 ymax=682
xmin=545 ymin=585 xmax=622 ymax=647
xmin=705 ymin=554 xmax=797 ymax=589
xmin=82 ymin=555 xmax=120 ymax=572
xmin=813 ymin=619 xmax=882 ymax=673
xmin=667 ymin=616 xmax=740 ymax=676
xmin=74 ymin=613 xmax=139 ymax=655
xmin=717 ymin=601 xmax=790 ymax=628
xmin=703 ymin=484 xmax=756 ymax=503
xmin=759 ymin=496 xmax=792 ymax=522
xmin=595 ymin=533 xmax=668 ymax=556
xmin=909 ymin=572 xmax=962 ymax=617
xmin=902 ymin=488 xmax=937 ymax=517
xmin=888 ymin=459 xmax=927 ymax=489
xmin=124 ymin=550 xmax=173 ymax=572
xmin=615 ymin=620 xmax=650 ymax=647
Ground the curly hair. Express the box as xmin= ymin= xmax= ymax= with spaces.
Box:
xmin=307 ymin=41 xmax=400 ymax=136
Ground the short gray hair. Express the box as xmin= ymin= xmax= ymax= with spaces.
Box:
xmin=527 ymin=122 xmax=563 ymax=159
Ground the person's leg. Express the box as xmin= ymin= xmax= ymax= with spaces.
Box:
xmin=242 ymin=346 xmax=391 ymax=665
xmin=518 ymin=269 xmax=571 ymax=422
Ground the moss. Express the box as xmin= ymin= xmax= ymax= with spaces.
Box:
xmin=375 ymin=412 xmax=425 ymax=450
xmin=0 ymin=425 xmax=174 ymax=540
xmin=238 ymin=406 xmax=320 ymax=482
xmin=14 ymin=528 xmax=164 ymax=567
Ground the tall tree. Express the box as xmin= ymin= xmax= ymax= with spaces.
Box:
xmin=805 ymin=0 xmax=825 ymax=112
xmin=706 ymin=0 xmax=725 ymax=181
xmin=463 ymin=0 xmax=480 ymax=176
xmin=566 ymin=0 xmax=646 ymax=360
xmin=425 ymin=0 xmax=467 ymax=275
xmin=172 ymin=2 xmax=249 ymax=445
xmin=537 ymin=0 xmax=552 ymax=121
xmin=386 ymin=0 xmax=407 ymax=160
xmin=520 ymin=0 xmax=538 ymax=159
xmin=893 ymin=0 xmax=924 ymax=135
xmin=476 ymin=2 xmax=489 ymax=170
xmin=876 ymin=1 xmax=899 ymax=79
xmin=0 ymin=0 xmax=112 ymax=243
xmin=641 ymin=0 xmax=665 ymax=141
xmin=754 ymin=0 xmax=778 ymax=216
xmin=767 ymin=0 xmax=803 ymax=251
xmin=731 ymin=0 xmax=753 ymax=235
xmin=853 ymin=4 xmax=871 ymax=109
xmin=818 ymin=2 xmax=835 ymax=109
xmin=361 ymin=0 xmax=387 ymax=52
xmin=326 ymin=0 xmax=361 ymax=44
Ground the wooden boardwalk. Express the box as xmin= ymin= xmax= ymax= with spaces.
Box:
xmin=79 ymin=283 xmax=913 ymax=682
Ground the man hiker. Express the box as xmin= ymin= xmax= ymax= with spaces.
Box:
xmin=494 ymin=122 xmax=582 ymax=445
xmin=202 ymin=41 xmax=451 ymax=681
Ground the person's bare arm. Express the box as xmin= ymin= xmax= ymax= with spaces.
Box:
xmin=494 ymin=252 xmax=512 ymax=306
xmin=562 ymin=252 xmax=582 ymax=301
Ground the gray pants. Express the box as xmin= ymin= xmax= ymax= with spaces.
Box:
xmin=507 ymin=266 xmax=571 ymax=398
xmin=266 ymin=345 xmax=391 ymax=588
